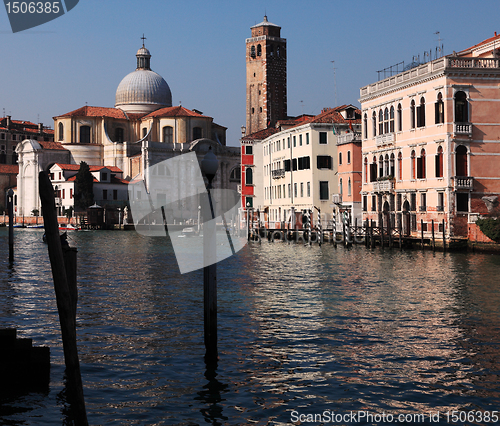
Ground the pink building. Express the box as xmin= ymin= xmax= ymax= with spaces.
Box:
xmin=360 ymin=33 xmax=500 ymax=242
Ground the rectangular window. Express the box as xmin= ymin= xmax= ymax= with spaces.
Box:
xmin=410 ymin=193 xmax=416 ymax=211
xmin=102 ymin=172 xmax=108 ymax=181
xmin=293 ymin=136 xmax=296 ymax=147
xmin=319 ymin=132 xmax=327 ymax=144
xmin=363 ymin=195 xmax=367 ymax=212
xmin=300 ymin=182 xmax=304 ymax=197
xmin=299 ymin=135 xmax=302 ymax=146
xmin=294 ymin=183 xmax=297 ymax=198
xmin=317 ymin=155 xmax=332 ymax=169
xmin=113 ymin=189 xmax=118 ymax=200
xmin=245 ymin=145 xmax=253 ymax=155
xmin=420 ymin=193 xmax=427 ymax=211
xmin=287 ymin=137 xmax=290 ymax=148
xmin=70 ymin=188 xmax=73 ymax=199
xmin=397 ymin=193 xmax=402 ymax=211
xmin=456 ymin=193 xmax=469 ymax=212
xmin=319 ymin=181 xmax=329 ymax=200
xmin=62 ymin=189 xmax=65 ymax=199
xmin=288 ymin=184 xmax=291 ymax=198
xmin=437 ymin=192 xmax=444 ymax=211
xmin=307 ymin=182 xmax=310 ymax=197
xmin=292 ymin=158 xmax=298 ymax=171
xmin=371 ymin=195 xmax=377 ymax=211
xmin=370 ymin=163 xmax=377 ymax=182
xmin=306 ymin=133 xmax=310 ymax=145
xmin=246 ymin=197 xmax=253 ymax=208
xmin=103 ymin=189 xmax=108 ymax=200
xmin=284 ymin=159 xmax=291 ymax=171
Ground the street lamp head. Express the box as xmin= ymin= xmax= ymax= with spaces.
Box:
xmin=201 ymin=146 xmax=219 ymax=184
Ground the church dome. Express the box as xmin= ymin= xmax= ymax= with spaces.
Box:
xmin=115 ymin=42 xmax=172 ymax=114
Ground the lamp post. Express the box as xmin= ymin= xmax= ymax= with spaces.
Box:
xmin=200 ymin=147 xmax=219 ymax=365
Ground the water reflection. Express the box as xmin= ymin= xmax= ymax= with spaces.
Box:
xmin=1 ymin=229 xmax=500 ymax=424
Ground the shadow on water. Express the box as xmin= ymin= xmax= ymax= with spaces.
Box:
xmin=195 ymin=362 xmax=229 ymax=426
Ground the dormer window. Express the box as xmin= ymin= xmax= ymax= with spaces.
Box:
xmin=102 ymin=172 xmax=108 ymax=181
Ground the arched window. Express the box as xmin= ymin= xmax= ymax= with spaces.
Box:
xmin=0 ymin=146 xmax=6 ymax=164
xmin=363 ymin=113 xmax=368 ymax=139
xmin=114 ymin=127 xmax=124 ymax=142
xmin=411 ymin=150 xmax=416 ymax=179
xmin=390 ymin=153 xmax=395 ymax=177
xmin=371 ymin=156 xmax=377 ymax=182
xmin=364 ymin=157 xmax=368 ymax=183
xmin=339 ymin=178 xmax=343 ymax=196
xmin=398 ymin=152 xmax=403 ymax=181
xmin=250 ymin=46 xmax=256 ymax=58
xmin=245 ymin=167 xmax=253 ymax=185
xmin=379 ymin=109 xmax=384 ymax=135
xmin=384 ymin=108 xmax=389 ymax=134
xmin=230 ymin=167 xmax=241 ymax=182
xmin=435 ymin=146 xmax=444 ymax=178
xmin=58 ymin=122 xmax=64 ymax=141
xmin=384 ymin=154 xmax=389 ymax=177
xmin=347 ymin=150 xmax=351 ymax=164
xmin=456 ymin=145 xmax=468 ymax=176
xmin=435 ymin=92 xmax=444 ymax=124
xmin=397 ymin=103 xmax=402 ymax=131
xmin=257 ymin=44 xmax=262 ymax=56
xmin=410 ymin=100 xmax=416 ymax=129
xmin=142 ymin=127 xmax=148 ymax=138
xmin=389 ymin=106 xmax=395 ymax=133
xmin=80 ymin=125 xmax=91 ymax=143
xmin=454 ymin=91 xmax=468 ymax=122
xmin=417 ymin=148 xmax=426 ymax=179
xmin=372 ymin=111 xmax=377 ymax=137
xmin=339 ymin=152 xmax=342 ymax=165
xmin=193 ymin=127 xmax=202 ymax=140
xmin=417 ymin=97 xmax=426 ymax=127
xmin=162 ymin=126 xmax=173 ymax=143
xmin=379 ymin=155 xmax=384 ymax=178
xmin=348 ymin=178 xmax=351 ymax=197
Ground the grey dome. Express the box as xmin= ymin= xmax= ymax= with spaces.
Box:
xmin=115 ymin=69 xmax=172 ymax=114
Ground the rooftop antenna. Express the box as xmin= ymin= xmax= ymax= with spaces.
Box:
xmin=300 ymin=100 xmax=304 ymax=115
xmin=435 ymin=31 xmax=443 ymax=58
xmin=331 ymin=60 xmax=338 ymax=107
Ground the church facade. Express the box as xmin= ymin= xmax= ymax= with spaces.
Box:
xmin=15 ymin=42 xmax=241 ymax=220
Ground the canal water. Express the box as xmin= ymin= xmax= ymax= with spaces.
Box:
xmin=1 ymin=228 xmax=500 ymax=425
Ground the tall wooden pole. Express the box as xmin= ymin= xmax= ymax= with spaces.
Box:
xmin=431 ymin=219 xmax=436 ymax=252
xmin=421 ymin=219 xmax=425 ymax=250
xmin=442 ymin=219 xmax=446 ymax=252
xmin=39 ymin=171 xmax=88 ymax=425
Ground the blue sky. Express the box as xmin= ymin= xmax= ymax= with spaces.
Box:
xmin=1 ymin=0 xmax=499 ymax=146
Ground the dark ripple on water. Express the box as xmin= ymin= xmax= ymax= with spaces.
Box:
xmin=1 ymin=228 xmax=500 ymax=425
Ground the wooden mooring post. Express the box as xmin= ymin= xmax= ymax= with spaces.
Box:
xmin=431 ymin=219 xmax=436 ymax=252
xmin=39 ymin=171 xmax=88 ymax=426
xmin=398 ymin=216 xmax=403 ymax=250
xmin=365 ymin=220 xmax=369 ymax=248
xmin=370 ymin=220 xmax=375 ymax=249
xmin=8 ymin=188 xmax=14 ymax=263
xmin=421 ymin=219 xmax=424 ymax=250
xmin=442 ymin=219 xmax=446 ymax=252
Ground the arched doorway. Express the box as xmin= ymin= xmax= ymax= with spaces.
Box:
xmin=402 ymin=200 xmax=411 ymax=236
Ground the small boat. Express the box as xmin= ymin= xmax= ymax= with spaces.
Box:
xmin=181 ymin=227 xmax=196 ymax=237
xmin=59 ymin=224 xmax=77 ymax=231
xmin=27 ymin=224 xmax=44 ymax=229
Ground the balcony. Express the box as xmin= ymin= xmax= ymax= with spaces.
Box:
xmin=454 ymin=176 xmax=474 ymax=190
xmin=373 ymin=180 xmax=394 ymax=192
xmin=376 ymin=132 xmax=395 ymax=147
xmin=454 ymin=123 xmax=472 ymax=137
xmin=337 ymin=132 xmax=361 ymax=145
xmin=271 ymin=169 xmax=285 ymax=179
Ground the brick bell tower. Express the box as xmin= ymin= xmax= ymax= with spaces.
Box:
xmin=246 ymin=15 xmax=287 ymax=135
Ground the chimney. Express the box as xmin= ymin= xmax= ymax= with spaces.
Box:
xmin=38 ymin=123 xmax=43 ymax=134
xmin=6 ymin=115 xmax=11 ymax=129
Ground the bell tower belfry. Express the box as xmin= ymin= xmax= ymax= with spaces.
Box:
xmin=245 ymin=15 xmax=287 ymax=135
